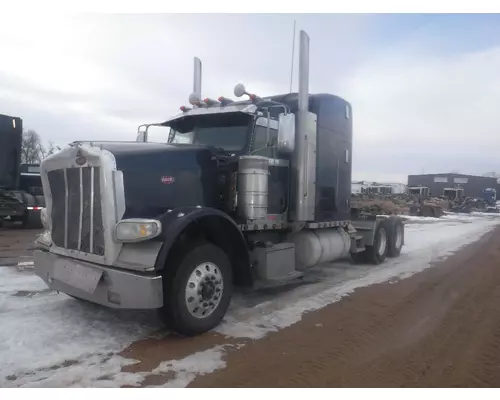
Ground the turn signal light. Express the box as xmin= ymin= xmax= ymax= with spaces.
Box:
xmin=115 ymin=219 xmax=162 ymax=242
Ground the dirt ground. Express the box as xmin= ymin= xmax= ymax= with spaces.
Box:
xmin=0 ymin=224 xmax=41 ymax=265
xmin=122 ymin=226 xmax=500 ymax=388
xmin=4 ymin=223 xmax=500 ymax=387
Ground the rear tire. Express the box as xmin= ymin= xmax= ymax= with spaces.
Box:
xmin=384 ymin=217 xmax=404 ymax=258
xmin=21 ymin=211 xmax=43 ymax=229
xmin=351 ymin=251 xmax=367 ymax=264
xmin=364 ymin=223 xmax=388 ymax=265
xmin=159 ymin=242 xmax=233 ymax=337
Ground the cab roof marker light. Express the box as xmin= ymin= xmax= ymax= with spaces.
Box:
xmin=218 ymin=96 xmax=234 ymax=106
xmin=248 ymin=93 xmax=263 ymax=103
xmin=180 ymin=106 xmax=192 ymax=112
xmin=203 ymin=97 xmax=221 ymax=107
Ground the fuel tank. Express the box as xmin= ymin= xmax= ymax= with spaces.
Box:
xmin=288 ymin=227 xmax=351 ymax=271
xmin=97 ymin=142 xmax=221 ymax=218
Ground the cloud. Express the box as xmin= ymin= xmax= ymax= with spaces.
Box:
xmin=1 ymin=14 xmax=499 ymax=184
xmin=0 ymin=14 xmax=369 ymax=142
xmin=342 ymin=43 xmax=500 ymax=182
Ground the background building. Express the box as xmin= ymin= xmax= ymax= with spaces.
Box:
xmin=407 ymin=173 xmax=500 ymax=198
xmin=352 ymin=181 xmax=407 ymax=195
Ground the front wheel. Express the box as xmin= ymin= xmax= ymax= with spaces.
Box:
xmin=159 ymin=242 xmax=233 ymax=337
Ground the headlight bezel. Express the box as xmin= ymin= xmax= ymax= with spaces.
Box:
xmin=115 ymin=219 xmax=162 ymax=243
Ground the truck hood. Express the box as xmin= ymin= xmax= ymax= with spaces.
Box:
xmin=95 ymin=141 xmax=222 ymax=218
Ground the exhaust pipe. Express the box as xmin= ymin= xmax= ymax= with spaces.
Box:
xmin=298 ymin=30 xmax=309 ymax=116
xmin=293 ymin=30 xmax=312 ymax=222
xmin=193 ymin=57 xmax=202 ymax=101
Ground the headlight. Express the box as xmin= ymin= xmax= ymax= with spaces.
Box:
xmin=115 ymin=219 xmax=161 ymax=242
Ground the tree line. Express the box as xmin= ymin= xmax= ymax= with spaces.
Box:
xmin=21 ymin=130 xmax=60 ymax=164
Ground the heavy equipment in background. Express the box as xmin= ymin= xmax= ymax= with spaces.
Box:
xmin=450 ymin=188 xmax=499 ymax=214
xmin=408 ymin=186 xmax=430 ymax=197
xmin=0 ymin=114 xmax=44 ymax=228
xmin=443 ymin=186 xmax=464 ymax=201
xmin=480 ymin=188 xmax=497 ymax=207
xmin=33 ymin=30 xmax=405 ymax=336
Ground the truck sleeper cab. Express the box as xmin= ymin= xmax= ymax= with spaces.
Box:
xmin=33 ymin=30 xmax=405 ymax=336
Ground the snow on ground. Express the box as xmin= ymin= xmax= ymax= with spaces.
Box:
xmin=217 ymin=212 xmax=500 ymax=339
xmin=1 ymin=212 xmax=500 ymax=387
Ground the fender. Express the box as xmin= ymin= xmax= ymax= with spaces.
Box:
xmin=154 ymin=206 xmax=252 ymax=286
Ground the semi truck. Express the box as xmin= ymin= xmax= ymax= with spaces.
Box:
xmin=33 ymin=31 xmax=405 ymax=336
xmin=0 ymin=114 xmax=44 ymax=228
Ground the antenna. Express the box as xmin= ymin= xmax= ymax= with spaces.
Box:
xmin=289 ymin=20 xmax=296 ymax=93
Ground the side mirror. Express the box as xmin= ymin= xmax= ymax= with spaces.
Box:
xmin=277 ymin=113 xmax=295 ymax=153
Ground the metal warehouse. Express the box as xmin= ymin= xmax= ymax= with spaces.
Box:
xmin=407 ymin=173 xmax=500 ymax=199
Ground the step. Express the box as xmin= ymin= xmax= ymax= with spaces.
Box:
xmin=351 ymin=246 xmax=366 ymax=254
xmin=254 ymin=270 xmax=305 ymax=291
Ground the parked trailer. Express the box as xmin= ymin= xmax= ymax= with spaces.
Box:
xmin=33 ymin=31 xmax=405 ymax=336
xmin=0 ymin=114 xmax=44 ymax=228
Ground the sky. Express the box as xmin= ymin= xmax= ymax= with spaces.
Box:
xmin=1 ymin=13 xmax=500 ymax=183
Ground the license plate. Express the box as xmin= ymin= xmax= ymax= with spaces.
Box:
xmin=52 ymin=261 xmax=103 ymax=294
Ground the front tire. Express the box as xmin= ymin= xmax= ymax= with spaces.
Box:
xmin=159 ymin=242 xmax=233 ymax=337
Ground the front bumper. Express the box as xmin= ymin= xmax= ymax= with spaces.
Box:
xmin=34 ymin=250 xmax=163 ymax=309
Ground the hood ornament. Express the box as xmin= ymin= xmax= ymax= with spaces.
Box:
xmin=76 ymin=148 xmax=87 ymax=166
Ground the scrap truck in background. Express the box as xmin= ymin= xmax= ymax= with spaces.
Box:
xmin=33 ymin=30 xmax=405 ymax=336
xmin=0 ymin=114 xmax=44 ymax=229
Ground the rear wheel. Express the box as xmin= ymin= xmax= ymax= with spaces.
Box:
xmin=364 ymin=223 xmax=388 ymax=265
xmin=384 ymin=217 xmax=404 ymax=257
xmin=21 ymin=210 xmax=43 ymax=229
xmin=159 ymin=242 xmax=232 ymax=336
xmin=351 ymin=251 xmax=367 ymax=264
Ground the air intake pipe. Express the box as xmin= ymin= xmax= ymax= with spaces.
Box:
xmin=293 ymin=30 xmax=312 ymax=222
xmin=193 ymin=57 xmax=202 ymax=106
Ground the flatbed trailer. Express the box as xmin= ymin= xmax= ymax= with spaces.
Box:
xmin=0 ymin=114 xmax=44 ymax=228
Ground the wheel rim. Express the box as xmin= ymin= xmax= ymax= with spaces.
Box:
xmin=378 ymin=228 xmax=387 ymax=256
xmin=395 ymin=225 xmax=403 ymax=250
xmin=185 ymin=262 xmax=224 ymax=319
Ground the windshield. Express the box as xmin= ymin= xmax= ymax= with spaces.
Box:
xmin=168 ymin=112 xmax=252 ymax=151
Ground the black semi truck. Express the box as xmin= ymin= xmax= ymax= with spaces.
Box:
xmin=0 ymin=114 xmax=44 ymax=228
xmin=33 ymin=31 xmax=405 ymax=336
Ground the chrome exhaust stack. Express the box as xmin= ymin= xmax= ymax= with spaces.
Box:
xmin=297 ymin=30 xmax=310 ymax=123
xmin=192 ymin=57 xmax=202 ymax=106
xmin=292 ymin=30 xmax=316 ymax=223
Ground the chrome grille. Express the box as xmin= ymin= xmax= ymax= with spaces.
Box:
xmin=47 ymin=166 xmax=105 ymax=256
